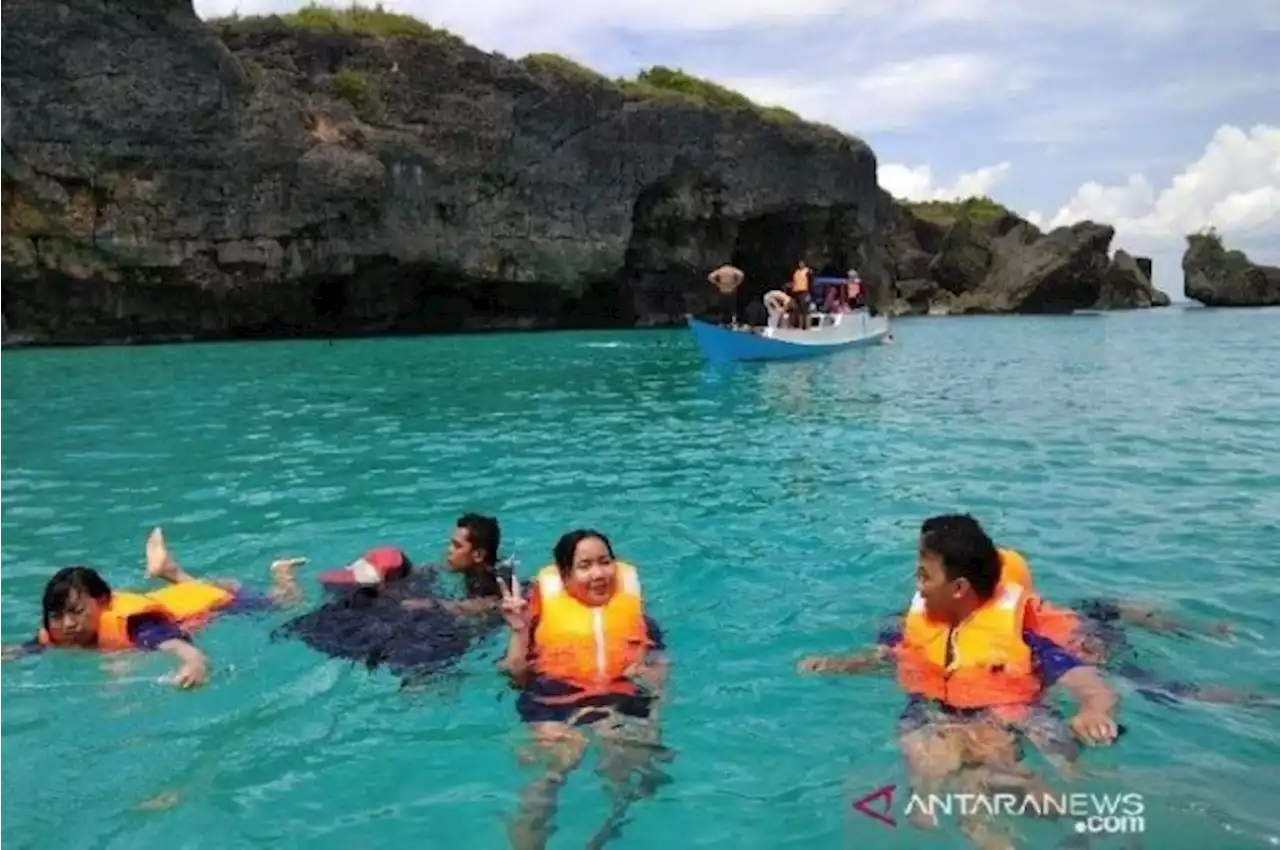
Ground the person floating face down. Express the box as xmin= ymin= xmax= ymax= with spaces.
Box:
xmin=498 ymin=530 xmax=671 ymax=850
xmin=274 ymin=514 xmax=514 ymax=683
xmin=1 ymin=527 xmax=306 ymax=689
xmin=799 ymin=515 xmax=1120 ymax=838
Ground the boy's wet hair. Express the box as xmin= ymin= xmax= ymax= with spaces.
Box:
xmin=920 ymin=514 xmax=1001 ymax=600
xmin=41 ymin=566 xmax=112 ymax=627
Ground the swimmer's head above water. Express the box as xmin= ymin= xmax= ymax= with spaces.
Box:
xmin=448 ymin=513 xmax=507 ymax=598
xmin=915 ymin=514 xmax=1001 ymax=624
xmin=41 ymin=566 xmax=113 ymax=646
xmin=553 ymin=529 xmax=618 ymax=607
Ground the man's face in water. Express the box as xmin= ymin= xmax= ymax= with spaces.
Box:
xmin=444 ymin=527 xmax=486 ymax=573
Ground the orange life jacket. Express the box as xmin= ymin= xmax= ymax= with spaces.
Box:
xmin=994 ymin=548 xmax=1092 ymax=655
xmin=37 ymin=582 xmax=235 ymax=651
xmin=998 ymin=548 xmax=1033 ymax=590
xmin=531 ymin=561 xmax=651 ymax=701
xmin=895 ymin=581 xmax=1042 ymax=709
xmin=791 ymin=268 xmax=810 ymax=293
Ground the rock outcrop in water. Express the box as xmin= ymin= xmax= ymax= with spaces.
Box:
xmin=883 ymin=200 xmax=1170 ymax=316
xmin=1 ymin=0 xmax=1165 ymax=346
xmin=1183 ymin=231 xmax=1280 ymax=307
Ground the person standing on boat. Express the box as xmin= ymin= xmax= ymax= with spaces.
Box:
xmin=788 ymin=260 xmax=812 ymax=329
xmin=706 ymin=264 xmax=745 ymax=326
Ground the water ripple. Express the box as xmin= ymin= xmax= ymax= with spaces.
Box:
xmin=2 ymin=310 xmax=1279 ymax=849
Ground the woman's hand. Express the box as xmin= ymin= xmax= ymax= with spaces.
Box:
xmin=499 ymin=574 xmax=532 ymax=632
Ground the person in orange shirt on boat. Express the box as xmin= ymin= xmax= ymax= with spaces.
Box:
xmin=1 ymin=527 xmax=306 ymax=688
xmin=498 ymin=529 xmax=670 ymax=850
xmin=787 ymin=260 xmax=812 ymax=328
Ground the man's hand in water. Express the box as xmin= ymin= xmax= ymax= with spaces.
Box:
xmin=798 ymin=646 xmax=891 ymax=674
xmin=1068 ymin=708 xmax=1118 ymax=746
xmin=1059 ymin=667 xmax=1119 ymax=745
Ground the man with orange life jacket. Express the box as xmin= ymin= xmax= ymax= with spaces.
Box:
xmin=787 ymin=260 xmax=812 ymax=328
xmin=863 ymin=529 xmax=1253 ymax=707
xmin=498 ymin=529 xmax=669 ymax=850
xmin=800 ymin=514 xmax=1119 ymax=828
xmin=1 ymin=527 xmax=307 ymax=688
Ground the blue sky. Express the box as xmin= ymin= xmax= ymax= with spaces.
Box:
xmin=193 ymin=0 xmax=1280 ymax=299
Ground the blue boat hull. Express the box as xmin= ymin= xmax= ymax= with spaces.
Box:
xmin=686 ymin=314 xmax=889 ymax=363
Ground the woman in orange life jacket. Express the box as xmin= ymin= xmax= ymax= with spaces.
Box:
xmin=1 ymin=527 xmax=306 ymax=689
xmin=498 ymin=529 xmax=670 ymax=850
xmin=800 ymin=515 xmax=1120 ymax=834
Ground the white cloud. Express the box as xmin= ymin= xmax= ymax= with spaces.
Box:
xmin=724 ymin=53 xmax=1027 ymax=133
xmin=1045 ymin=124 xmax=1280 ymax=240
xmin=878 ymin=161 xmax=1012 ymax=203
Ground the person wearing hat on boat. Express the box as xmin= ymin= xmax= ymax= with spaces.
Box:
xmin=846 ymin=269 xmax=864 ymax=309
xmin=1 ymin=527 xmax=307 ymax=689
xmin=498 ymin=529 xmax=670 ymax=850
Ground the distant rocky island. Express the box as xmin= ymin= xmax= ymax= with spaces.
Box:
xmin=1182 ymin=230 xmax=1280 ymax=307
xmin=2 ymin=0 xmax=1173 ymax=347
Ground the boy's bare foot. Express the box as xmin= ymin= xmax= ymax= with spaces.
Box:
xmin=271 ymin=557 xmax=307 ymax=583
xmin=269 ymin=557 xmax=308 ymax=605
xmin=145 ymin=527 xmax=182 ymax=582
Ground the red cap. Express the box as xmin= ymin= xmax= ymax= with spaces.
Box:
xmin=317 ymin=546 xmax=411 ymax=587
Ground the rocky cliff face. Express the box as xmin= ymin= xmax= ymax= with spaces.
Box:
xmin=1183 ymin=232 xmax=1280 ymax=307
xmin=883 ymin=202 xmax=1170 ymax=316
xmin=1 ymin=0 xmax=1161 ymax=346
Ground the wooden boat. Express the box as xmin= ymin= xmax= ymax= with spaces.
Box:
xmin=687 ymin=309 xmax=891 ymax=363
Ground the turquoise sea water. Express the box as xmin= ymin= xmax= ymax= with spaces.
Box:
xmin=3 ymin=307 xmax=1278 ymax=850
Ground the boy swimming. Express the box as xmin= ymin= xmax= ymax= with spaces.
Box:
xmin=2 ymin=527 xmax=306 ymax=689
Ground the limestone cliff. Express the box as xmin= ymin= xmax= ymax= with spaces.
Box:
xmin=1183 ymin=232 xmax=1280 ymax=307
xmin=883 ymin=200 xmax=1170 ymax=316
xmin=1 ymin=0 xmax=1162 ymax=346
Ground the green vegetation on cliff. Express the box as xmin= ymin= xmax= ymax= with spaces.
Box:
xmin=329 ymin=69 xmax=381 ymax=121
xmin=617 ymin=66 xmax=803 ymax=126
xmin=213 ymin=2 xmax=461 ymax=44
xmin=209 ymin=4 xmax=837 ymax=138
xmin=1186 ymin=227 xmax=1253 ymax=275
xmin=903 ymin=196 xmax=1014 ymax=226
xmin=521 ymin=53 xmax=608 ymax=84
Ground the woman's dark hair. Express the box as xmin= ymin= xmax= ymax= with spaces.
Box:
xmin=552 ymin=529 xmax=614 ymax=576
xmin=919 ymin=514 xmax=1001 ymax=600
xmin=41 ymin=566 xmax=112 ymax=628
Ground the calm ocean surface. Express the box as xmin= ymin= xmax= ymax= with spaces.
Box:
xmin=3 ymin=307 xmax=1278 ymax=850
